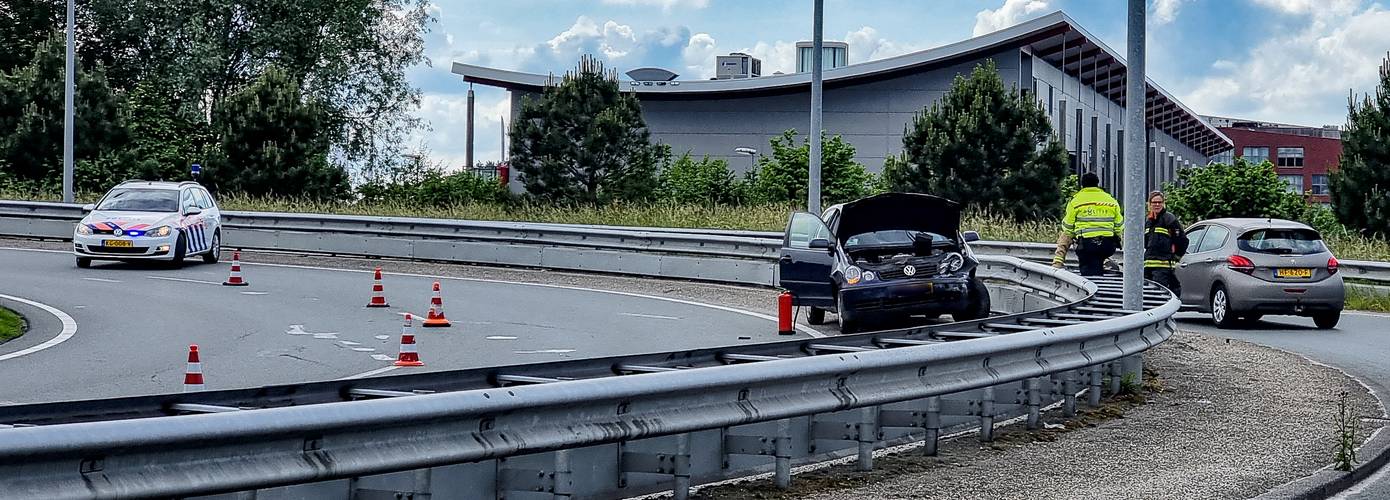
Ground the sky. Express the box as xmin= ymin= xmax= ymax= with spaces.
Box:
xmin=406 ymin=0 xmax=1390 ymax=169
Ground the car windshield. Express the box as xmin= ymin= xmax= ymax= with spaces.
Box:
xmin=844 ymin=230 xmax=950 ymax=249
xmin=95 ymin=189 xmax=179 ymax=212
xmin=1237 ymin=228 xmax=1326 ymax=255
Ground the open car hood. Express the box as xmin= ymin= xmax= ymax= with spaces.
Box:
xmin=836 ymin=193 xmax=961 ymax=243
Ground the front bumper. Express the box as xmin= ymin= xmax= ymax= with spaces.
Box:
xmin=73 ymin=232 xmax=177 ymax=260
xmin=839 ymin=278 xmax=970 ymax=316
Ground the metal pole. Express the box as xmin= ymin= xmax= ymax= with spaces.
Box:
xmin=466 ymin=85 xmax=475 ymax=169
xmin=1122 ymin=0 xmax=1146 ymax=312
xmin=62 ymin=0 xmax=75 ymax=203
xmin=807 ymin=0 xmax=824 ymax=214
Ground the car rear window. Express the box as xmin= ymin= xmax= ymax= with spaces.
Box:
xmin=96 ymin=189 xmax=179 ymax=212
xmin=1237 ymin=228 xmax=1326 ymax=255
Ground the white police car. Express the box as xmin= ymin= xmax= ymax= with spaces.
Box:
xmin=73 ymin=181 xmax=222 ymax=268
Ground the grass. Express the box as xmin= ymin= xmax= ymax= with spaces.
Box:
xmin=0 ymin=306 xmax=24 ymax=343
xmin=1345 ymin=286 xmax=1390 ymax=312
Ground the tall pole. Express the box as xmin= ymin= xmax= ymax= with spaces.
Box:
xmin=466 ymin=85 xmax=475 ymax=169
xmin=62 ymin=0 xmax=75 ymax=203
xmin=1122 ymin=0 xmax=1147 ymax=380
xmin=807 ymin=0 xmax=824 ymax=214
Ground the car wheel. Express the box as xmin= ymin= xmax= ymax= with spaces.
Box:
xmin=807 ymin=307 xmax=827 ymax=325
xmin=75 ymin=257 xmax=91 ymax=268
xmin=837 ymin=307 xmax=861 ymax=334
xmin=171 ymin=231 xmax=187 ymax=266
xmin=1313 ymin=311 xmax=1341 ymax=330
xmin=202 ymin=231 xmax=221 ymax=264
xmin=953 ymin=278 xmax=992 ymax=322
xmin=1210 ymin=284 xmax=1239 ymax=329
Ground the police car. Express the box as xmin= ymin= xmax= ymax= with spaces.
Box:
xmin=73 ymin=180 xmax=222 ymax=268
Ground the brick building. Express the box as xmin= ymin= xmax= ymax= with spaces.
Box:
xmin=1205 ymin=117 xmax=1342 ymax=203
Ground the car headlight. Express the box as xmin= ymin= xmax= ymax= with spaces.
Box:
xmin=938 ymin=252 xmax=965 ymax=274
xmin=844 ymin=265 xmax=863 ymax=285
xmin=861 ymin=271 xmax=876 ymax=282
xmin=146 ymin=226 xmax=172 ymax=237
xmin=76 ymin=224 xmax=92 ymax=235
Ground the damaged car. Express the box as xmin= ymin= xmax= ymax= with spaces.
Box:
xmin=778 ymin=192 xmax=990 ymax=333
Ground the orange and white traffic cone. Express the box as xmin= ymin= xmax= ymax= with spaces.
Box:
xmin=222 ymin=251 xmax=248 ymax=286
xmin=394 ymin=313 xmax=424 ymax=367
xmin=183 ymin=344 xmax=205 ymax=392
xmin=422 ymin=281 xmax=451 ymax=328
xmin=366 ymin=267 xmax=390 ymax=308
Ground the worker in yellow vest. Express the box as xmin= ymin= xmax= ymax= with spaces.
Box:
xmin=1053 ymin=172 xmax=1123 ymax=276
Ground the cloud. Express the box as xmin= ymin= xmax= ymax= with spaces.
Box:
xmin=408 ymin=92 xmax=512 ymax=169
xmin=973 ymin=0 xmax=1050 ymax=37
xmin=1250 ymin=0 xmax=1360 ymax=16
xmin=523 ymin=16 xmax=691 ymax=74
xmin=682 ymin=32 xmax=718 ymax=79
xmin=600 ymin=0 xmax=710 ymax=10
xmin=844 ymin=26 xmax=925 ymax=64
xmin=1182 ymin=4 xmax=1390 ymax=126
xmin=1153 ymin=0 xmax=1184 ymax=25
xmin=739 ymin=40 xmax=797 ymax=75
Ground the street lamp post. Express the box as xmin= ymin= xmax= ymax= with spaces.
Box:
xmin=733 ymin=147 xmax=758 ymax=172
xmin=1122 ymin=0 xmax=1147 ymax=383
xmin=807 ymin=0 xmax=824 ymax=214
xmin=63 ymin=0 xmax=74 ymax=203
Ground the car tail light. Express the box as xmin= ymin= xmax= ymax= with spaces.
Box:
xmin=1227 ymin=255 xmax=1255 ymax=274
xmin=1328 ymin=257 xmax=1339 ymax=275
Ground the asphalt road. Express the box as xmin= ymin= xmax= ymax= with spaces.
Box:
xmin=0 ymin=247 xmax=801 ymax=404
xmin=1176 ymin=311 xmax=1390 ymax=499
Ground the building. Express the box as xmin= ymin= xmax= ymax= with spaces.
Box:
xmin=1205 ymin=116 xmax=1342 ymax=203
xmin=455 ymin=11 xmax=1231 ymax=199
xmin=796 ymin=41 xmax=849 ymax=73
xmin=715 ymin=53 xmax=761 ymax=80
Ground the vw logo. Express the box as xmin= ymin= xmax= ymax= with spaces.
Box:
xmin=113 ymin=228 xmax=123 ymax=236
xmin=903 ymin=265 xmax=916 ymax=276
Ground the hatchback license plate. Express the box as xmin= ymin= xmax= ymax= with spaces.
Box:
xmin=1276 ymin=268 xmax=1312 ymax=278
xmin=103 ymin=239 xmax=133 ymax=248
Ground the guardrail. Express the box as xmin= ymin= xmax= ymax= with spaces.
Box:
xmin=0 ymin=199 xmax=1176 ymax=499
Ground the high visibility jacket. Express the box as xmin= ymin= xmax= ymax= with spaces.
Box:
xmin=1061 ymin=187 xmax=1123 ymax=240
xmin=1144 ymin=210 xmax=1186 ymax=268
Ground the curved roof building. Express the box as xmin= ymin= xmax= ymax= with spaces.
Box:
xmin=454 ymin=11 xmax=1231 ymax=196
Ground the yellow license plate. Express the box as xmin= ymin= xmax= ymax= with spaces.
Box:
xmin=103 ymin=240 xmax=133 ymax=248
xmin=1276 ymin=268 xmax=1312 ymax=278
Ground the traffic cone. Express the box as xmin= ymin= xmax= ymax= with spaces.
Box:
xmin=422 ymin=281 xmax=451 ymax=327
xmin=394 ymin=314 xmax=424 ymax=367
xmin=183 ymin=344 xmax=205 ymax=392
xmin=366 ymin=267 xmax=390 ymax=308
xmin=222 ymin=251 xmax=248 ymax=286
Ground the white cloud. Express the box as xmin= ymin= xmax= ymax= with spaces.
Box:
xmin=739 ymin=40 xmax=797 ymax=75
xmin=600 ymin=0 xmax=710 ymax=11
xmin=844 ymin=26 xmax=924 ymax=64
xmin=973 ymin=0 xmax=1050 ymax=37
xmin=409 ymin=92 xmax=512 ymax=169
xmin=1153 ymin=0 xmax=1184 ymax=25
xmin=1182 ymin=5 xmax=1390 ymax=126
xmin=1250 ymin=0 xmax=1359 ymax=16
xmin=682 ymin=33 xmax=718 ymax=79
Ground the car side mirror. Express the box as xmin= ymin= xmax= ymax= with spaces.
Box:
xmin=809 ymin=238 xmax=833 ymax=251
xmin=182 ymin=206 xmax=203 ymax=217
xmin=962 ymin=231 xmax=981 ymax=243
xmin=81 ymin=204 xmax=96 ymax=213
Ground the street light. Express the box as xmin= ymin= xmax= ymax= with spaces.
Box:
xmin=63 ymin=0 xmax=74 ymax=202
xmin=733 ymin=147 xmax=758 ymax=171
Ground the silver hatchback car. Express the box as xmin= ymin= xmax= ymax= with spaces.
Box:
xmin=1175 ymin=218 xmax=1343 ymax=329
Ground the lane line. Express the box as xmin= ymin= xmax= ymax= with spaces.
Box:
xmin=148 ymin=276 xmax=223 ymax=286
xmin=80 ymin=277 xmax=121 ymax=283
xmin=0 ymin=294 xmax=79 ymax=362
xmin=338 ymin=365 xmax=399 ymax=380
xmin=621 ymin=312 xmax=681 ymax=320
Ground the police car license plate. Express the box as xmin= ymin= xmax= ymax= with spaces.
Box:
xmin=1276 ymin=268 xmax=1311 ymax=278
xmin=103 ymin=240 xmax=133 ymax=248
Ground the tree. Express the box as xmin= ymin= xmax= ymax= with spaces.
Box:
xmin=1163 ymin=158 xmax=1304 ymax=223
xmin=509 ymin=56 xmax=662 ymax=204
xmin=203 ymin=66 xmax=349 ymax=200
xmin=749 ymin=129 xmax=872 ymax=207
xmin=1331 ymin=57 xmax=1390 ymax=236
xmin=657 ymin=151 xmax=740 ymax=205
xmin=891 ymin=60 xmax=1069 ymax=221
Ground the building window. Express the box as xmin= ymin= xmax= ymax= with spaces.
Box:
xmin=1277 ymin=147 xmax=1304 ymax=167
xmin=1279 ymin=174 xmax=1304 ymax=194
xmin=1311 ymin=174 xmax=1329 ymax=195
xmin=1212 ymin=150 xmax=1233 ymax=165
xmin=1242 ymin=146 xmax=1270 ymax=165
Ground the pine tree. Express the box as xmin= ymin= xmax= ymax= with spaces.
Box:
xmin=892 ymin=60 xmax=1068 ymax=221
xmin=1330 ymin=53 xmax=1390 ymax=236
xmin=508 ymin=55 xmax=660 ymax=204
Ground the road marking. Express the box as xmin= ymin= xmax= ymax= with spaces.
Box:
xmin=486 ymin=335 xmax=519 ymax=340
xmin=148 ymin=276 xmax=223 ymax=286
xmin=1333 ymin=438 xmax=1390 ymax=498
xmin=621 ymin=312 xmax=681 ymax=320
xmin=80 ymin=277 xmax=121 ymax=283
xmin=0 ymin=294 xmax=79 ymax=362
xmin=240 ymin=291 xmax=269 ymax=296
xmin=338 ymin=365 xmax=400 ymax=380
xmin=515 ymin=349 xmax=577 ymax=354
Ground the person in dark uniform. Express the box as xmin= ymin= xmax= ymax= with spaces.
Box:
xmin=1143 ymin=190 xmax=1186 ymax=295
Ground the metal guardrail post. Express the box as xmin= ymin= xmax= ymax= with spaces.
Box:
xmin=1062 ymin=371 xmax=1078 ymax=417
xmin=1110 ymin=362 xmax=1123 ymax=395
xmin=553 ymin=450 xmax=574 ymax=500
xmin=924 ymin=396 xmax=942 ymax=456
xmin=1026 ymin=378 xmax=1042 ymax=430
xmin=1123 ymin=354 xmax=1144 ymax=385
xmin=673 ymin=433 xmax=692 ymax=500
xmin=979 ymin=386 xmax=996 ymax=442
xmin=857 ymin=407 xmax=877 ymax=471
xmin=775 ymin=420 xmax=793 ymax=489
xmin=1089 ymin=364 xmax=1104 ymax=407
xmin=413 ymin=467 xmax=434 ymax=500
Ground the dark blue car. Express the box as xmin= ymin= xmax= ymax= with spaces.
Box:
xmin=778 ymin=193 xmax=990 ymax=333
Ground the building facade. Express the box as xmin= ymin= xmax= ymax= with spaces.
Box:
xmin=456 ymin=12 xmax=1231 ymax=199
xmin=1214 ymin=126 xmax=1342 ymax=203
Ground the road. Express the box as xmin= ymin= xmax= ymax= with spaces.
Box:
xmin=0 ymin=247 xmax=803 ymax=404
xmin=1176 ymin=311 xmax=1390 ymax=499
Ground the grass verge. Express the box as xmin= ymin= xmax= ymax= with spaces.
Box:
xmin=0 ymin=306 xmax=24 ymax=343
xmin=1344 ymin=285 xmax=1390 ymax=313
